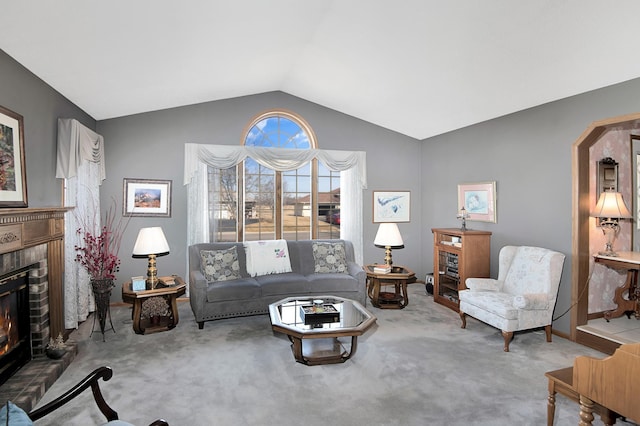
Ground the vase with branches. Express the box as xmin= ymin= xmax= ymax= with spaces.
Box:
xmin=74 ymin=198 xmax=129 ymax=339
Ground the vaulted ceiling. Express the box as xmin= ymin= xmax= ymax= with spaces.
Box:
xmin=2 ymin=1 xmax=640 ymax=140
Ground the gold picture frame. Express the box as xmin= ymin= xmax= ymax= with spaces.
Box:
xmin=0 ymin=106 xmax=28 ymax=207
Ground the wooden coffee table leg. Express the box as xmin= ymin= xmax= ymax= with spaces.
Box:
xmin=547 ymin=379 xmax=556 ymax=426
xmin=342 ymin=336 xmax=358 ymax=361
xmin=290 ymin=337 xmax=304 ymax=364
xmin=168 ymin=294 xmax=180 ymax=328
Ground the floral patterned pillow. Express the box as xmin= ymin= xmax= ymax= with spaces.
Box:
xmin=312 ymin=241 xmax=348 ymax=274
xmin=200 ymin=247 xmax=241 ymax=282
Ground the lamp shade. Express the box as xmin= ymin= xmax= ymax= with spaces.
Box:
xmin=591 ymin=191 xmax=633 ymax=219
xmin=132 ymin=227 xmax=170 ymax=256
xmin=374 ymin=223 xmax=404 ymax=248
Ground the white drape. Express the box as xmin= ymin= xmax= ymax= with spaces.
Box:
xmin=57 ymin=118 xmax=105 ymax=329
xmin=183 ymin=143 xmax=367 ymax=264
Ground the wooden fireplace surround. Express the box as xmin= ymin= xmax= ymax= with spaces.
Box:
xmin=0 ymin=207 xmax=69 ymax=340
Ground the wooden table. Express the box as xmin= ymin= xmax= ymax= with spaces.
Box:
xmin=594 ymin=252 xmax=640 ymax=320
xmin=544 ymin=367 xmax=616 ymax=426
xmin=121 ymin=276 xmax=186 ymax=335
xmin=365 ymin=265 xmax=415 ymax=309
xmin=269 ymin=296 xmax=376 ymax=366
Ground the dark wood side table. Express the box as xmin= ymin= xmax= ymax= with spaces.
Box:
xmin=365 ymin=265 xmax=415 ymax=309
xmin=593 ymin=252 xmax=640 ymax=321
xmin=121 ymin=276 xmax=186 ymax=335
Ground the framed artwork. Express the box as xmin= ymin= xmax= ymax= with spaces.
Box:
xmin=457 ymin=181 xmax=496 ymax=223
xmin=373 ymin=190 xmax=410 ymax=223
xmin=0 ymin=106 xmax=27 ymax=207
xmin=123 ymin=178 xmax=172 ymax=217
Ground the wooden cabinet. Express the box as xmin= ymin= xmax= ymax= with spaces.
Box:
xmin=431 ymin=228 xmax=491 ymax=312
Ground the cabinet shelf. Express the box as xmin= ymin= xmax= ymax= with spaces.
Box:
xmin=432 ymin=228 xmax=491 ymax=312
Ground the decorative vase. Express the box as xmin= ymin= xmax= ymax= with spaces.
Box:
xmin=45 ymin=347 xmax=66 ymax=360
xmin=91 ymin=278 xmax=115 ymax=341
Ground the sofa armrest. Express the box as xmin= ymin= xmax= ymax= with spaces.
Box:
xmin=513 ymin=293 xmax=550 ymax=310
xmin=347 ymin=261 xmax=365 ymax=280
xmin=465 ymin=278 xmax=503 ymax=292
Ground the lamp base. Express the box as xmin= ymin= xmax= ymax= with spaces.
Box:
xmin=598 ymin=250 xmax=619 ymax=257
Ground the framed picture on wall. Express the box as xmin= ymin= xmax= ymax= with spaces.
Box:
xmin=372 ymin=190 xmax=410 ymax=222
xmin=123 ymin=178 xmax=172 ymax=217
xmin=0 ymin=105 xmax=28 ymax=207
xmin=457 ymin=181 xmax=496 ymax=223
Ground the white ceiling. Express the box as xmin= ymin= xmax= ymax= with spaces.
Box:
xmin=2 ymin=1 xmax=640 ymax=140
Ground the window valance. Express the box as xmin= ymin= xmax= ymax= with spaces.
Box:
xmin=183 ymin=143 xmax=367 ymax=188
xmin=56 ymin=118 xmax=106 ymax=181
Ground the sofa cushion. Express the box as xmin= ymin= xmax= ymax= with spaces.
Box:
xmin=306 ymin=273 xmax=360 ymax=293
xmin=200 ymin=247 xmax=241 ymax=282
xmin=206 ymin=277 xmax=261 ymax=302
xmin=257 ymin=273 xmax=311 ymax=296
xmin=312 ymin=241 xmax=348 ymax=273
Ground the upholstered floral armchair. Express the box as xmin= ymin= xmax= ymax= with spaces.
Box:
xmin=458 ymin=245 xmax=565 ymax=352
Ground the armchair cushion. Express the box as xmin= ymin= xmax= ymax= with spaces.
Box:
xmin=0 ymin=401 xmax=32 ymax=426
xmin=513 ymin=293 xmax=549 ymax=310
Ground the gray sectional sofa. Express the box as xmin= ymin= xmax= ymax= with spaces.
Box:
xmin=188 ymin=239 xmax=366 ymax=329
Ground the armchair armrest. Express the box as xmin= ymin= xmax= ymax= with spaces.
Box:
xmin=465 ymin=278 xmax=503 ymax=292
xmin=513 ymin=293 xmax=549 ymax=310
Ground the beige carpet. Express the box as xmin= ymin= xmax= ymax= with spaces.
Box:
xmin=33 ymin=285 xmax=614 ymax=425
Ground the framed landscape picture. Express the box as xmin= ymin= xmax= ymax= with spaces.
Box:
xmin=372 ymin=190 xmax=410 ymax=223
xmin=123 ymin=178 xmax=172 ymax=217
xmin=0 ymin=106 xmax=28 ymax=207
xmin=457 ymin=181 xmax=496 ymax=223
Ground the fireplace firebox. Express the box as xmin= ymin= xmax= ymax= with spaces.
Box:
xmin=0 ymin=268 xmax=31 ymax=386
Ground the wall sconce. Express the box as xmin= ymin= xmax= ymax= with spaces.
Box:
xmin=132 ymin=227 xmax=170 ymax=289
xmin=374 ymin=223 xmax=404 ymax=266
xmin=590 ymin=191 xmax=632 ymax=257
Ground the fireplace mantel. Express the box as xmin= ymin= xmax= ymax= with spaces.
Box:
xmin=0 ymin=207 xmax=70 ymax=339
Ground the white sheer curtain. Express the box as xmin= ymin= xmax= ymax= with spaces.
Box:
xmin=56 ymin=118 xmax=106 ymax=329
xmin=183 ymin=143 xmax=367 ymax=263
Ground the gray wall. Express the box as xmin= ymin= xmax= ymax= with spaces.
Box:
xmin=0 ymin=49 xmax=95 ymax=206
xmin=96 ymin=92 xmax=422 ymax=297
xmin=420 ymin=78 xmax=640 ymax=334
xmin=5 ymin=43 xmax=640 ymax=336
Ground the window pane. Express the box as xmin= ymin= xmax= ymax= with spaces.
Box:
xmin=283 ymin=165 xmax=312 ymax=241
xmin=244 ymin=161 xmax=275 ymax=241
xmin=317 ymin=162 xmax=340 ymax=239
xmin=207 ymin=166 xmax=238 ymax=242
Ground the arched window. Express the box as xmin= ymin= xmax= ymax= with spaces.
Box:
xmin=207 ymin=110 xmax=340 ymax=241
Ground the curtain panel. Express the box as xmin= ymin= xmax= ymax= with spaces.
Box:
xmin=57 ymin=118 xmax=105 ymax=329
xmin=183 ymin=143 xmax=367 ymax=264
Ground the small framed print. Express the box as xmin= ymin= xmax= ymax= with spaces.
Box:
xmin=123 ymin=178 xmax=172 ymax=217
xmin=372 ymin=190 xmax=410 ymax=223
xmin=457 ymin=181 xmax=497 ymax=223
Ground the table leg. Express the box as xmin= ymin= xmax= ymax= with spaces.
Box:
xmin=604 ymin=270 xmax=638 ymax=321
xmin=168 ymin=294 xmax=180 ymax=328
xmin=132 ymin=300 xmax=143 ymax=334
xmin=371 ymin=278 xmax=381 ymax=308
xmin=546 ymin=380 xmax=556 ymax=426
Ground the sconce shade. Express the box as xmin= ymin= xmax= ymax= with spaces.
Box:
xmin=591 ymin=191 xmax=632 ymax=219
xmin=132 ymin=227 xmax=170 ymax=256
xmin=374 ymin=223 xmax=404 ymax=248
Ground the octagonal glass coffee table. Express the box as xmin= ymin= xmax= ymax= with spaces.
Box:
xmin=268 ymin=295 xmax=376 ymax=366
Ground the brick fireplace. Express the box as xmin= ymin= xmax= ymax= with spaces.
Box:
xmin=0 ymin=208 xmax=72 ymax=410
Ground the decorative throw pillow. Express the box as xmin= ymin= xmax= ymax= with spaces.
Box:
xmin=312 ymin=241 xmax=348 ymax=273
xmin=200 ymin=247 xmax=241 ymax=282
xmin=0 ymin=401 xmax=33 ymax=426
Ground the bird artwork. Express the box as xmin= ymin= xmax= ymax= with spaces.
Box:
xmin=375 ymin=193 xmax=407 ymax=219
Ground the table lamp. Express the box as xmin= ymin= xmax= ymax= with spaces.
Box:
xmin=374 ymin=223 xmax=404 ymax=266
xmin=132 ymin=226 xmax=170 ymax=289
xmin=590 ymin=191 xmax=632 ymax=257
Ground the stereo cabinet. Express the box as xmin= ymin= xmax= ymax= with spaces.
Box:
xmin=431 ymin=228 xmax=492 ymax=312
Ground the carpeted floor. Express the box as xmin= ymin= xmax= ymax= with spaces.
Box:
xmin=34 ymin=285 xmax=616 ymax=425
